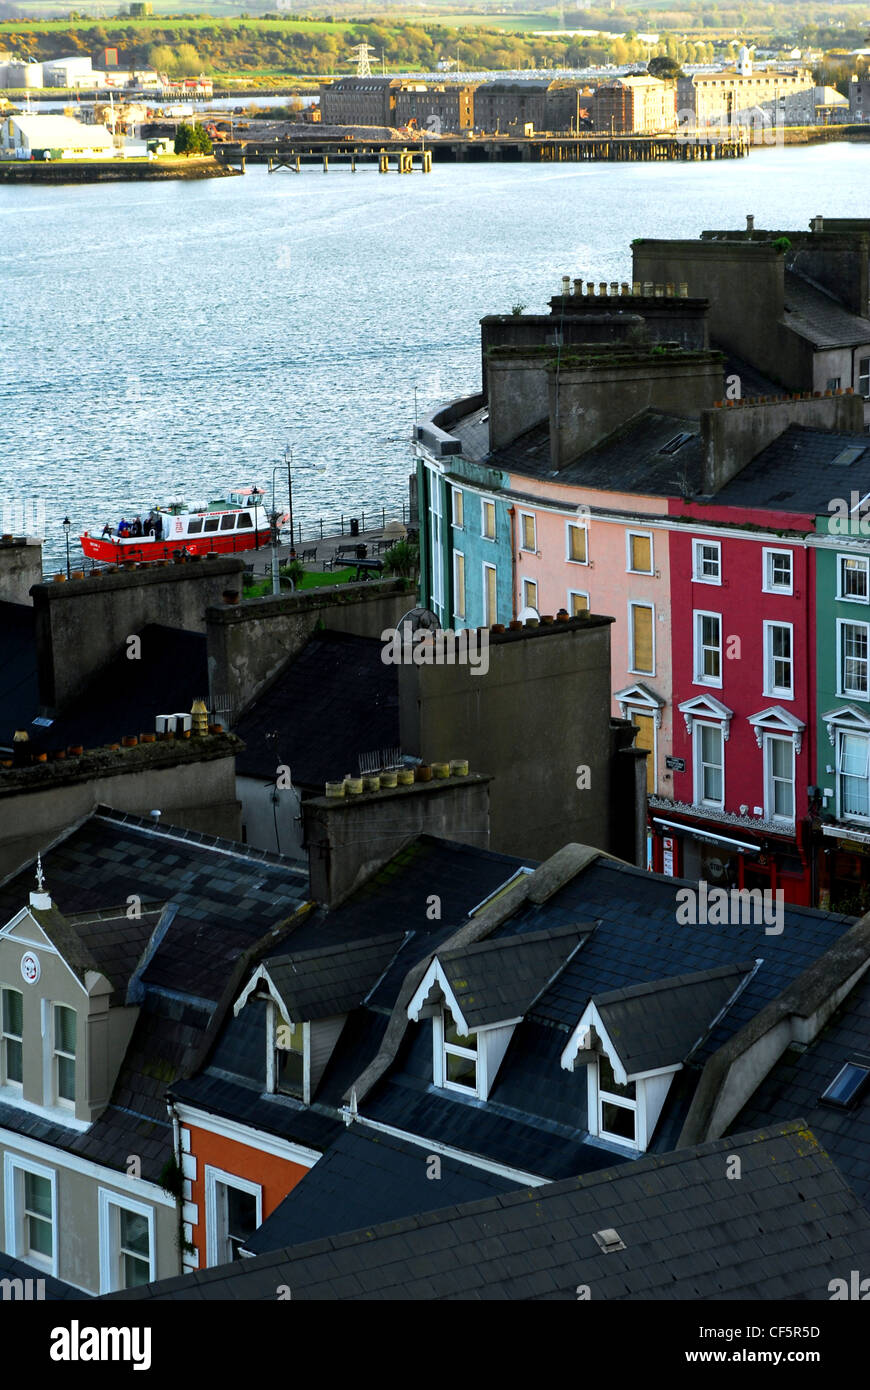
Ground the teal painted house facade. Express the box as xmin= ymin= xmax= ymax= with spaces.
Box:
xmin=417 ymin=452 xmax=513 ymax=631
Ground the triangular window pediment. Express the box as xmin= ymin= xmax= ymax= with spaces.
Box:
xmin=822 ymin=704 xmax=870 ymax=746
xmin=615 ymin=682 xmax=666 ymax=728
xmin=678 ymin=694 xmax=734 ymax=740
xmin=748 ymin=705 xmax=806 ymax=753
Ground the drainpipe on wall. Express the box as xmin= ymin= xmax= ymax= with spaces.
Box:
xmin=167 ymin=1099 xmax=189 ymax=1274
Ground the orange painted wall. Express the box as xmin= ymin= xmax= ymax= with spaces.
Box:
xmin=184 ymin=1123 xmax=313 ymax=1267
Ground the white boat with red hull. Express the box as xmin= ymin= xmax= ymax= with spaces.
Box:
xmin=80 ymin=488 xmax=288 ymax=564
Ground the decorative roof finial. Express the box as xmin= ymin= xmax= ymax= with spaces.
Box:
xmin=35 ymin=852 xmax=45 ymax=893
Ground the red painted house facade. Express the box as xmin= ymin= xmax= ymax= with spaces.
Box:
xmin=650 ymin=501 xmax=817 ymax=904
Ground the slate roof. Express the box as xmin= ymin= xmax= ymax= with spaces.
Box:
xmin=593 ymin=960 xmax=757 ymax=1077
xmin=241 ymin=1126 xmax=520 ymax=1256
xmin=488 ymin=409 xmax=703 ymax=496
xmin=234 ymin=630 xmax=399 ymax=787
xmin=783 ymin=270 xmax=870 ymax=349
xmin=434 ymin=923 xmax=592 ymax=1030
xmin=0 ymin=1251 xmax=90 ymax=1301
xmin=255 ymin=931 xmax=407 ymax=1023
xmin=0 ymin=600 xmax=38 ymax=751
xmin=731 ymin=966 xmax=870 ymax=1210
xmin=711 ymin=424 xmax=870 ymax=515
xmin=18 ymin=902 xmax=164 ymax=1007
xmin=0 ymin=807 xmax=309 ymax=1005
xmin=107 ymin=1122 xmax=870 ymax=1301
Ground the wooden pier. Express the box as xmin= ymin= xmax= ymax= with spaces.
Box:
xmin=216 ymin=130 xmax=748 ymax=172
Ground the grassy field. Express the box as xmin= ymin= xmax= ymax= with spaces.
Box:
xmin=243 ymin=567 xmax=355 ymax=598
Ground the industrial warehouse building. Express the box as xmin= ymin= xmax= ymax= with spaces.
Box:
xmin=592 ymin=75 xmax=675 ymax=133
xmin=677 ymin=49 xmax=815 ymax=128
xmin=1 ymin=114 xmax=115 ymax=159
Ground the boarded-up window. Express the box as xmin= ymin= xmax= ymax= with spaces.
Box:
xmin=630 ymin=604 xmax=654 ymax=674
xmin=629 ymin=533 xmax=652 ymax=573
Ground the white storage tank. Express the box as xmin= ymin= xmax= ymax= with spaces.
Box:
xmin=6 ymin=62 xmax=44 ymax=89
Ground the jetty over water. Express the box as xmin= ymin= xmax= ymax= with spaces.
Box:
xmin=215 ymin=130 xmax=749 ymax=173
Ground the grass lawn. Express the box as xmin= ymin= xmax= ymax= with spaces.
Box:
xmin=242 ymin=566 xmax=355 ymax=598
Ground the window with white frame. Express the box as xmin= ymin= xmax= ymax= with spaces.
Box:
xmin=692 ymin=538 xmax=721 ymax=584
xmin=99 ymin=1191 xmax=155 ymax=1292
xmin=837 ymin=730 xmax=870 ymax=820
xmin=628 ymin=602 xmax=654 ymax=675
xmin=694 ymin=611 xmax=722 ymax=686
xmin=762 ymin=548 xmax=793 ymax=594
xmin=839 ymin=621 xmax=870 ymax=697
xmin=481 ymin=499 xmax=496 ymax=540
xmin=1 ymin=987 xmax=22 ymax=1089
xmin=626 ymin=531 xmax=653 ymax=574
xmin=838 ymin=555 xmax=869 ymax=602
xmin=3 ymin=1156 xmax=57 ymax=1273
xmin=453 ymin=551 xmax=466 ymax=619
xmin=694 ymin=721 xmax=724 ymax=807
xmin=441 ymin=1006 xmax=478 ymax=1094
xmin=274 ymin=1014 xmax=306 ymax=1098
xmin=566 ymin=521 xmax=587 ymax=564
xmin=483 ymin=562 xmax=497 ymax=627
xmin=522 ymin=578 xmax=538 ymax=611
xmin=205 ymin=1168 xmax=262 ymax=1267
xmin=428 ymin=469 xmax=444 ymax=623
xmin=859 ymin=357 xmax=870 ymax=399
xmin=451 ymin=486 xmax=464 ymax=528
xmin=764 ymin=734 xmax=795 ymax=822
xmin=764 ymin=622 xmax=793 ymax=699
xmin=52 ymin=1005 xmax=76 ymax=1108
xmin=519 ymin=512 xmax=536 ymax=552
xmin=597 ymin=1052 xmax=636 ymax=1145
xmin=568 ymin=590 xmax=589 ymax=616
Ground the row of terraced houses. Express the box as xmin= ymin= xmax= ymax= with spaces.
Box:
xmin=416 ymin=218 xmax=870 ymax=913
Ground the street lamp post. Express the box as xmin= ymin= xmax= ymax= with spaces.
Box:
xmin=269 ymin=464 xmax=281 ymax=595
xmin=251 ymin=487 xmax=263 ymax=551
xmin=284 ymin=444 xmax=296 ymax=558
xmin=62 ymin=515 xmax=71 ymax=579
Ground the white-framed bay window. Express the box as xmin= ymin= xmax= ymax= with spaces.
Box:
xmin=837 ymin=729 xmax=870 ymax=822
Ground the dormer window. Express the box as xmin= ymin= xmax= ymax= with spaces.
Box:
xmin=275 ymin=1017 xmax=307 ymax=1098
xmin=441 ymin=1008 xmax=478 ymax=1094
xmin=52 ymin=1005 xmax=76 ymax=1108
xmin=1 ymin=987 xmax=23 ymax=1089
xmin=597 ymin=1053 xmax=637 ymax=1144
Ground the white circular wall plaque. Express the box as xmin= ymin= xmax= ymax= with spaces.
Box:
xmin=20 ymin=951 xmax=40 ymax=985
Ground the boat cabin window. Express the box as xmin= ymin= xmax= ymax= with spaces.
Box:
xmin=203 ymin=517 xmax=220 ymax=533
xmin=220 ymin=514 xmax=236 ymax=531
xmin=237 ymin=513 xmax=252 ymax=530
xmin=187 ymin=518 xmax=203 ymax=534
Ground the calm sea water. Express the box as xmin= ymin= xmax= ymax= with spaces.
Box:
xmin=2 ymin=141 xmax=868 ymax=569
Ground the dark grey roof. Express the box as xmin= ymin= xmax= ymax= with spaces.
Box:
xmin=0 ymin=1251 xmax=90 ymax=1300
xmin=594 ymin=960 xmax=757 ymax=1076
xmin=259 ymin=931 xmax=406 ymax=1023
xmin=242 ymin=1126 xmax=520 ymax=1256
xmin=489 ymin=409 xmax=703 ymax=497
xmin=732 ymin=966 xmax=870 ymax=1210
xmin=712 ymin=424 xmax=870 ymax=515
xmin=106 ymin=1122 xmax=870 ymax=1301
xmin=0 ymin=601 xmax=38 ymax=751
xmin=234 ymin=630 xmax=399 ymax=787
xmin=437 ymin=923 xmax=591 ymax=1030
xmin=0 ymin=807 xmax=309 ymax=1005
xmin=784 ymin=270 xmax=870 ymax=348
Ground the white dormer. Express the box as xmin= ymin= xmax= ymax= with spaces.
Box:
xmin=408 ymin=959 xmax=518 ymax=1102
xmin=561 ymin=1004 xmax=678 ymax=1153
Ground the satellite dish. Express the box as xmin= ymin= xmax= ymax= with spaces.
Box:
xmin=517 ymin=606 xmax=540 ymax=623
xmin=397 ymin=607 xmax=439 ymax=633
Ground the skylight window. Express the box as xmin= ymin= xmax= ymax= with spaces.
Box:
xmin=832 ymin=446 xmax=866 ymax=468
xmin=658 ymin=432 xmax=693 ymax=456
xmin=820 ymin=1061 xmax=870 ymax=1109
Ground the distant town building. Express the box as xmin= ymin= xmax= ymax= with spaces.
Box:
xmin=815 ymin=85 xmax=851 ymax=124
xmin=473 ymin=80 xmax=581 ymax=134
xmin=850 ymin=75 xmax=870 ymax=121
xmin=42 ymin=55 xmax=94 ymax=89
xmin=0 ymin=61 xmax=43 ymax=90
xmin=592 ymin=75 xmax=675 ymax=134
xmin=1 ymin=114 xmax=115 ymax=159
xmin=393 ymin=81 xmax=477 ymax=133
xmin=319 ymin=77 xmax=399 ymax=128
xmin=678 ymin=57 xmax=815 ymax=129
